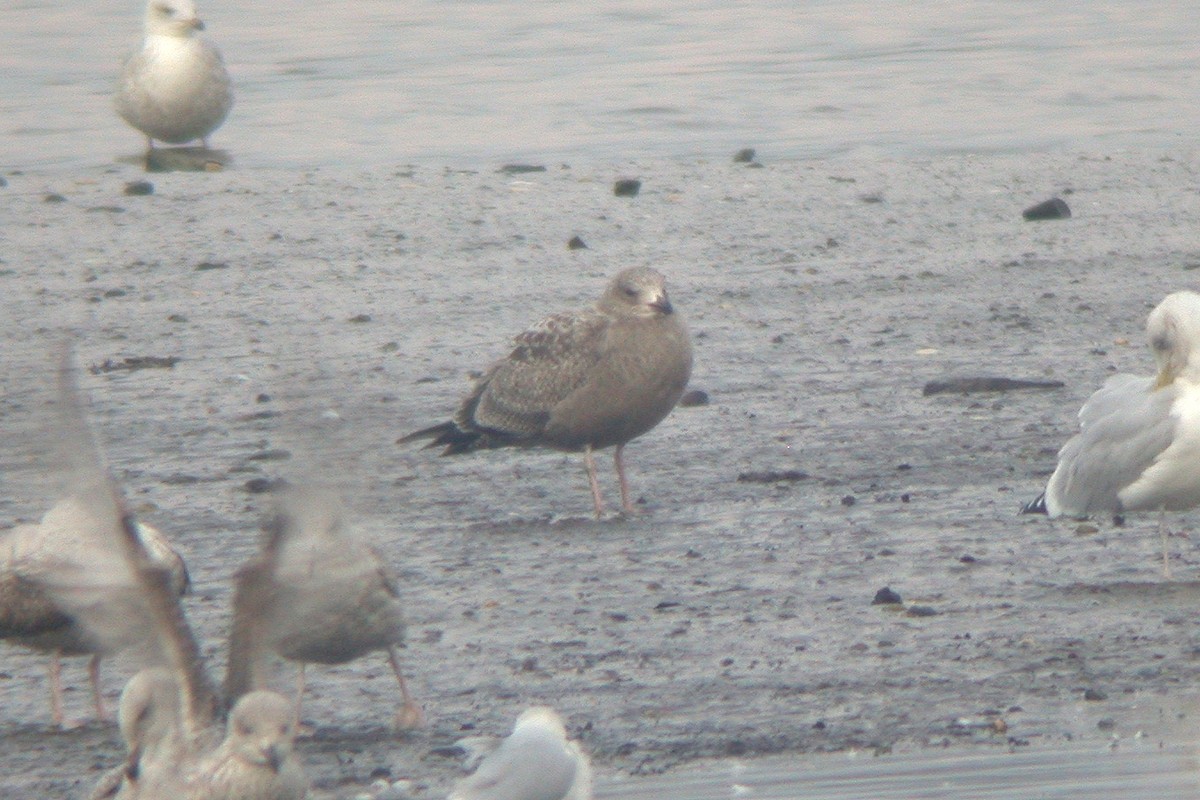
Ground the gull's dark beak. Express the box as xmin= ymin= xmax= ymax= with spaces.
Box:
xmin=649 ymin=293 xmax=673 ymax=315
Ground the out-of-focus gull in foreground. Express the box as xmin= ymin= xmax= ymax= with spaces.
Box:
xmin=448 ymin=707 xmax=591 ymax=800
xmin=1023 ymin=291 xmax=1200 ymax=576
xmin=400 ymin=267 xmax=693 ymax=519
xmin=226 ymin=484 xmax=423 ymax=730
xmin=0 ymin=498 xmax=188 ymax=727
xmin=42 ymin=351 xmax=306 ymax=800
xmin=114 ymin=0 xmax=233 ymax=150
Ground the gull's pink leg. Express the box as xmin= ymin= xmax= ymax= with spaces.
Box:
xmin=88 ymin=655 xmax=108 ymax=721
xmin=614 ymin=444 xmax=637 ymax=514
xmin=386 ymin=645 xmax=424 ymax=730
xmin=1160 ymin=508 xmax=1172 ymax=579
xmin=48 ymin=652 xmax=66 ymax=727
xmin=583 ymin=445 xmax=604 ymax=519
xmin=293 ymin=663 xmax=307 ymax=726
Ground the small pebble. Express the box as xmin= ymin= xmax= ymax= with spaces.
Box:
xmin=679 ymin=388 xmax=709 ymax=407
xmin=733 ymin=148 xmax=756 ymax=163
xmin=840 ymin=494 xmax=857 ymax=506
xmin=906 ymin=605 xmax=938 ymax=617
xmin=1084 ymin=688 xmax=1107 ymax=701
xmin=498 ymin=164 xmax=546 ymax=174
xmin=44 ymin=193 xmax=67 ymax=203
xmin=1022 ymin=197 xmax=1071 ymax=221
xmin=567 ymin=235 xmax=588 ymax=250
xmin=613 ymin=178 xmax=641 ymax=197
xmin=124 ymin=180 xmax=154 ymax=196
xmin=872 ymin=587 xmax=903 ymax=605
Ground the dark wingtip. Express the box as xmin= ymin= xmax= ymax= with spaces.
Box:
xmin=1020 ymin=493 xmax=1048 ymax=515
xmin=397 ymin=421 xmax=482 ymax=454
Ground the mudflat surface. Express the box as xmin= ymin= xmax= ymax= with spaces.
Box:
xmin=3 ymin=150 xmax=1200 ymax=798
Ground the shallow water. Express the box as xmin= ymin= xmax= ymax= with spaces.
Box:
xmin=3 ymin=0 xmax=1198 ymax=169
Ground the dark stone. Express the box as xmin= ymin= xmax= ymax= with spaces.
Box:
xmin=733 ymin=148 xmax=756 ymax=163
xmin=907 ymin=605 xmax=938 ymax=617
xmin=89 ymin=355 xmax=180 ymax=374
xmin=613 ymin=179 xmax=641 ymax=197
xmin=922 ymin=376 xmax=1065 ymax=396
xmin=679 ymin=388 xmax=709 ymax=407
xmin=840 ymin=495 xmax=857 ymax=506
xmin=1084 ymin=688 xmax=1107 ymax=701
xmin=498 ymin=164 xmax=546 ymax=174
xmin=348 ymin=313 xmax=372 ymax=323
xmin=44 ymin=193 xmax=67 ymax=203
xmin=195 ymin=261 xmax=228 ymax=271
xmin=123 ymin=180 xmax=154 ymax=196
xmin=872 ymin=587 xmax=903 ymax=605
xmin=1022 ymin=197 xmax=1071 ymax=221
xmin=243 ymin=477 xmax=281 ymax=494
xmin=247 ymin=449 xmax=292 ymax=462
xmin=736 ymin=470 xmax=809 ymax=484
xmin=567 ymin=235 xmax=588 ymax=250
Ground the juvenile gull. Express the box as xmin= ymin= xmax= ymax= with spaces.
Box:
xmin=448 ymin=707 xmax=592 ymax=800
xmin=0 ymin=501 xmax=188 ymax=727
xmin=225 ymin=485 xmax=423 ymax=730
xmin=400 ymin=267 xmax=693 ymax=518
xmin=114 ymin=0 xmax=233 ymax=150
xmin=1023 ymin=291 xmax=1200 ymax=576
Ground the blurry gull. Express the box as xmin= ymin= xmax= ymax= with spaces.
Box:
xmin=400 ymin=267 xmax=693 ymax=518
xmin=114 ymin=0 xmax=233 ymax=150
xmin=448 ymin=707 xmax=592 ymax=800
xmin=225 ymin=484 xmax=424 ymax=730
xmin=1023 ymin=291 xmax=1200 ymax=576
xmin=41 ymin=352 xmax=307 ymax=800
xmin=0 ymin=499 xmax=188 ymax=727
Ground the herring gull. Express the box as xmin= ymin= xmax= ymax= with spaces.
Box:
xmin=114 ymin=0 xmax=233 ymax=150
xmin=1023 ymin=291 xmax=1200 ymax=576
xmin=448 ymin=707 xmax=592 ymax=800
xmin=400 ymin=267 xmax=693 ymax=518
xmin=225 ymin=485 xmax=424 ymax=730
xmin=0 ymin=502 xmax=188 ymax=727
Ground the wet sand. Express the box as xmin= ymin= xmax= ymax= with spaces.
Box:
xmin=3 ymin=148 xmax=1200 ymax=798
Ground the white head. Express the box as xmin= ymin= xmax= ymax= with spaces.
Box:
xmin=598 ymin=267 xmax=675 ymax=319
xmin=225 ymin=691 xmax=297 ymax=772
xmin=1147 ymin=291 xmax=1200 ymax=387
xmin=512 ymin=706 xmax=568 ymax=738
xmin=145 ymin=0 xmax=204 ymax=37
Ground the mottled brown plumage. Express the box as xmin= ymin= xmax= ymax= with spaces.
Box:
xmin=0 ymin=503 xmax=188 ymax=727
xmin=401 ymin=267 xmax=693 ymax=517
xmin=226 ymin=486 xmax=422 ymax=730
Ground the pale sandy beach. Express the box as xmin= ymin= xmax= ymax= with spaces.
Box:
xmin=2 ymin=149 xmax=1200 ymax=798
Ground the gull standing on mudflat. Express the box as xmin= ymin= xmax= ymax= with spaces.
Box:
xmin=0 ymin=499 xmax=188 ymax=727
xmin=448 ymin=707 xmax=591 ymax=800
xmin=400 ymin=267 xmax=693 ymax=518
xmin=225 ymin=485 xmax=424 ymax=730
xmin=1023 ymin=291 xmax=1200 ymax=576
xmin=114 ymin=0 xmax=233 ymax=150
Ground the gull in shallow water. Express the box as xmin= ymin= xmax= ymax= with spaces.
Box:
xmin=225 ymin=485 xmax=424 ymax=730
xmin=114 ymin=0 xmax=233 ymax=150
xmin=400 ymin=267 xmax=693 ymax=518
xmin=0 ymin=499 xmax=188 ymax=727
xmin=448 ymin=707 xmax=591 ymax=800
xmin=1023 ymin=291 xmax=1200 ymax=576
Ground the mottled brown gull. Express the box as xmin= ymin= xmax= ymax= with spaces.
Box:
xmin=448 ymin=707 xmax=591 ymax=800
xmin=225 ymin=485 xmax=424 ymax=730
xmin=0 ymin=500 xmax=188 ymax=727
xmin=114 ymin=0 xmax=234 ymax=150
xmin=400 ymin=267 xmax=693 ymax=518
xmin=1023 ymin=291 xmax=1200 ymax=577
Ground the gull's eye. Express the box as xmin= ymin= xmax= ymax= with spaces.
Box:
xmin=154 ymin=3 xmax=175 ymax=16
xmin=622 ymin=286 xmax=638 ymax=298
xmin=1152 ymin=334 xmax=1171 ymax=352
